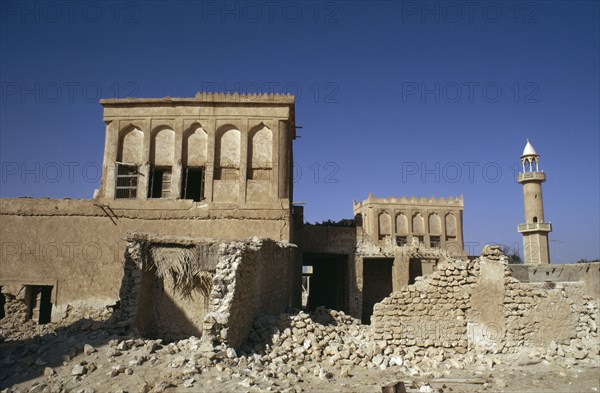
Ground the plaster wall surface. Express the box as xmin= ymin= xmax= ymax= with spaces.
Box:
xmin=0 ymin=198 xmax=292 ymax=317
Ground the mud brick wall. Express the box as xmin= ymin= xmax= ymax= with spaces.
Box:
xmin=372 ymin=251 xmax=599 ymax=358
xmin=371 ymin=258 xmax=479 ymax=355
xmin=504 ymin=280 xmax=599 ymax=356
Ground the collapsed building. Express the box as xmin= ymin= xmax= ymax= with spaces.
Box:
xmin=0 ymin=93 xmax=598 ymax=359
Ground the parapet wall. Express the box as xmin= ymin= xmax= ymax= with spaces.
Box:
xmin=509 ymin=262 xmax=600 ymax=298
xmin=372 ymin=248 xmax=599 ymax=359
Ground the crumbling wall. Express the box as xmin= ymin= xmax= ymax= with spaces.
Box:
xmin=0 ymin=198 xmax=292 ymax=324
xmin=371 ymin=246 xmax=599 ymax=359
xmin=112 ymin=235 xmax=298 ymax=348
xmin=114 ymin=234 xmax=220 ymax=341
xmin=371 ymin=258 xmax=477 ymax=355
xmin=202 ymin=238 xmax=298 ymax=349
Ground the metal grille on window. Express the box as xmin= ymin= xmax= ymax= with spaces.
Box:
xmin=115 ymin=163 xmax=138 ymax=199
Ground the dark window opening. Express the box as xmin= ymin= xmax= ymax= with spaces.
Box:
xmin=409 ymin=258 xmax=423 ymax=285
xmin=25 ymin=285 xmax=53 ymax=324
xmin=446 ymin=235 xmax=456 ymax=241
xmin=115 ymin=164 xmax=138 ymax=199
xmin=362 ymin=258 xmax=393 ymax=324
xmin=430 ymin=236 xmax=441 ymax=248
xmin=182 ymin=167 xmax=205 ymax=202
xmin=417 ymin=235 xmax=424 ymax=244
xmin=0 ymin=291 xmax=5 ymax=320
xmin=148 ymin=167 xmax=172 ymax=198
xmin=396 ymin=236 xmax=407 ymax=246
xmin=533 ymin=217 xmax=538 ymax=223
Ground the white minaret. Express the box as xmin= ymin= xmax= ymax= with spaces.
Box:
xmin=517 ymin=140 xmax=552 ymax=264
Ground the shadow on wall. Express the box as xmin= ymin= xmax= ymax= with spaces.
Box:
xmin=136 ymin=267 xmax=207 ymax=341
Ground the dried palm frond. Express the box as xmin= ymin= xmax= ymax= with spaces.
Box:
xmin=148 ymin=245 xmax=214 ymax=299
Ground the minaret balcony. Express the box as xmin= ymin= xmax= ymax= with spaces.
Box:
xmin=518 ymin=172 xmax=546 ymax=183
xmin=517 ymin=222 xmax=552 ymax=233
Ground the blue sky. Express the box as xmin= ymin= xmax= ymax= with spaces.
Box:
xmin=1 ymin=1 xmax=598 ymax=262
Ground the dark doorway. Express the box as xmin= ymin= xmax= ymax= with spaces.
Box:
xmin=182 ymin=167 xmax=205 ymax=202
xmin=25 ymin=285 xmax=53 ymax=324
xmin=409 ymin=258 xmax=423 ymax=284
xmin=303 ymin=253 xmax=348 ymax=312
xmin=362 ymin=258 xmax=393 ymax=324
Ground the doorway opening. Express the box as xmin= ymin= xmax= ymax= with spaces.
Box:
xmin=303 ymin=253 xmax=348 ymax=313
xmin=24 ymin=285 xmax=53 ymax=324
xmin=409 ymin=258 xmax=423 ymax=284
xmin=362 ymin=258 xmax=393 ymax=324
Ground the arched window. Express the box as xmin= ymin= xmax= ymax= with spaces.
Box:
xmin=182 ymin=124 xmax=208 ymax=201
xmin=148 ymin=127 xmax=175 ymax=198
xmin=115 ymin=125 xmax=143 ymax=199
xmin=445 ymin=213 xmax=457 ymax=240
xmin=215 ymin=125 xmax=241 ymax=180
xmin=396 ymin=213 xmax=408 ymax=236
xmin=378 ymin=212 xmax=392 ymax=239
xmin=248 ymin=124 xmax=273 ymax=180
xmin=412 ymin=213 xmax=425 ymax=234
xmin=429 ymin=213 xmax=442 ymax=234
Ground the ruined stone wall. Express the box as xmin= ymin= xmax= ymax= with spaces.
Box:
xmin=371 ymin=259 xmax=476 ymax=355
xmin=372 ymin=249 xmax=599 ymax=360
xmin=109 ymin=235 xmax=298 ymax=349
xmin=203 ymin=239 xmax=298 ymax=349
xmin=0 ymin=198 xmax=292 ymax=323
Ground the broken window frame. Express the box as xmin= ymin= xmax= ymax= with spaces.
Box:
xmin=181 ymin=166 xmax=206 ymax=202
xmin=148 ymin=166 xmax=172 ymax=199
xmin=115 ymin=163 xmax=139 ymax=199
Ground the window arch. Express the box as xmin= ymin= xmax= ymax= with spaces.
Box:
xmin=215 ymin=125 xmax=241 ymax=180
xmin=183 ymin=123 xmax=208 ymax=167
xmin=117 ymin=125 xmax=143 ymax=164
xmin=396 ymin=213 xmax=408 ymax=236
xmin=429 ymin=213 xmax=442 ymax=234
xmin=247 ymin=124 xmax=273 ymax=180
xmin=412 ymin=213 xmax=425 ymax=234
xmin=150 ymin=126 xmax=175 ymax=166
xmin=378 ymin=212 xmax=392 ymax=237
xmin=445 ymin=213 xmax=457 ymax=238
